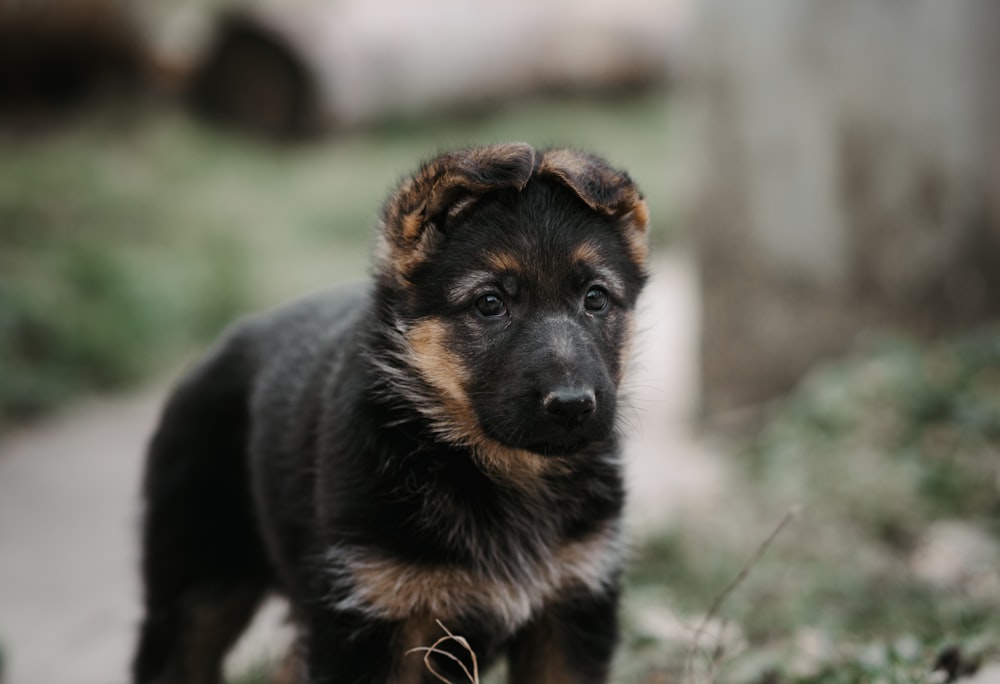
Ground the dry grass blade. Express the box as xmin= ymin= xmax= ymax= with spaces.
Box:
xmin=685 ymin=505 xmax=801 ymax=684
xmin=406 ymin=619 xmax=480 ymax=684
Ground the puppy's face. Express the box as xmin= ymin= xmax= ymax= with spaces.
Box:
xmin=375 ymin=145 xmax=648 ymax=458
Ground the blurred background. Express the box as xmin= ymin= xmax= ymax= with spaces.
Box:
xmin=0 ymin=0 xmax=998 ymax=683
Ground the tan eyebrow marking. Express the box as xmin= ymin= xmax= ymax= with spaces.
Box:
xmin=571 ymin=242 xmax=605 ymax=268
xmin=446 ymin=252 xmax=525 ymax=305
xmin=485 ymin=251 xmax=523 ymax=274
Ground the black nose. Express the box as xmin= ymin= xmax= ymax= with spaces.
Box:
xmin=543 ymin=387 xmax=596 ymax=424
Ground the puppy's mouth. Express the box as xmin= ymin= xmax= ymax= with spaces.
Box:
xmin=521 ymin=435 xmax=595 ymax=457
xmin=488 ymin=420 xmax=612 ymax=457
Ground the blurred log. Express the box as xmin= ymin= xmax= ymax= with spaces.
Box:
xmin=0 ymin=0 xmax=145 ymax=113
xmin=187 ymin=0 xmax=676 ymax=137
xmin=686 ymin=0 xmax=1000 ymax=414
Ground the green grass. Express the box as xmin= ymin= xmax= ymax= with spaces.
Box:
xmin=622 ymin=328 xmax=1000 ymax=683
xmin=0 ymin=92 xmax=673 ymax=423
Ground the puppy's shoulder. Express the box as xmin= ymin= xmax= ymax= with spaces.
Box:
xmin=175 ymin=281 xmax=372 ymax=403
xmin=236 ymin=281 xmax=373 ymax=351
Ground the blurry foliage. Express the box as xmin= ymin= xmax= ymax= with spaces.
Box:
xmin=624 ymin=328 xmax=1000 ymax=683
xmin=0 ymin=93 xmax=672 ymax=425
xmin=750 ymin=330 xmax=1000 ymax=540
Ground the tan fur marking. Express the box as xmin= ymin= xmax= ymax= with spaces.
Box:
xmin=400 ymin=211 xmax=425 ymax=243
xmin=474 ymin=440 xmax=564 ymax=485
xmin=616 ymin=313 xmax=638 ymax=385
xmin=334 ymin=522 xmax=622 ymax=631
xmin=625 ymin=234 xmax=648 ymax=268
xmin=509 ymin=614 xmax=575 ymax=684
xmin=515 ymin=652 xmax=573 ymax=684
xmin=485 ymin=250 xmax=523 ymax=274
xmin=630 ymin=197 xmax=650 ymax=230
xmin=623 ymin=199 xmax=650 ymax=267
xmin=405 ymin=318 xmax=556 ymax=487
xmin=408 ymin=318 xmax=470 ymax=415
xmin=530 ymin=649 xmax=574 ymax=684
xmin=571 ymin=241 xmax=605 ymax=269
xmin=396 ymin=615 xmax=440 ymax=684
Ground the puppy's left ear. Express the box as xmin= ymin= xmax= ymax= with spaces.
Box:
xmin=377 ymin=143 xmax=536 ymax=282
xmin=538 ymin=149 xmax=649 ymax=264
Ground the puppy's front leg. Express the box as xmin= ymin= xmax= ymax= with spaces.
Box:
xmin=302 ymin=609 xmax=410 ymax=684
xmin=507 ymin=587 xmax=620 ymax=684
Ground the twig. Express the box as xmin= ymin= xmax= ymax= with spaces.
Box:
xmin=406 ymin=619 xmax=480 ymax=684
xmin=685 ymin=505 xmax=801 ymax=684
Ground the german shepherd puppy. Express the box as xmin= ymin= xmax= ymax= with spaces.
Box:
xmin=133 ymin=143 xmax=649 ymax=684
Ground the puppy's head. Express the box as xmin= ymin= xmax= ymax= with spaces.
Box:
xmin=372 ymin=144 xmax=648 ymax=464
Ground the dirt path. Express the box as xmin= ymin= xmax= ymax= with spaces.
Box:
xmin=0 ymin=252 xmax=723 ymax=684
xmin=0 ymin=391 xmax=156 ymax=684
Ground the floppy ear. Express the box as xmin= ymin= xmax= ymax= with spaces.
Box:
xmin=377 ymin=143 xmax=537 ymax=280
xmin=538 ymin=149 xmax=649 ymax=264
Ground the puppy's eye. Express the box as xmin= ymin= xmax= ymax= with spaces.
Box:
xmin=584 ymin=286 xmax=609 ymax=312
xmin=476 ymin=293 xmax=507 ymax=317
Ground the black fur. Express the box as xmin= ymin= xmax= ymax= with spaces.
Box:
xmin=133 ymin=145 xmax=648 ymax=684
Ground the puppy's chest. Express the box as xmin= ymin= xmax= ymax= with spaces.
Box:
xmin=327 ymin=520 xmax=622 ymax=632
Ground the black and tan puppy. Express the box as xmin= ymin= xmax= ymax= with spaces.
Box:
xmin=133 ymin=143 xmax=649 ymax=684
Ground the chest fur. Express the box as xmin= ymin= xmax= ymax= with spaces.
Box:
xmin=326 ymin=521 xmax=622 ymax=632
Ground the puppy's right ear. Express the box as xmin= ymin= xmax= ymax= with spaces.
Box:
xmin=377 ymin=143 xmax=536 ymax=282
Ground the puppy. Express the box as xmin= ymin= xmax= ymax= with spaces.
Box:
xmin=132 ymin=143 xmax=649 ymax=684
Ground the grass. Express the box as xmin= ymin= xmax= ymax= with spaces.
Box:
xmin=0 ymin=92 xmax=673 ymax=424
xmin=621 ymin=328 xmax=1000 ymax=683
